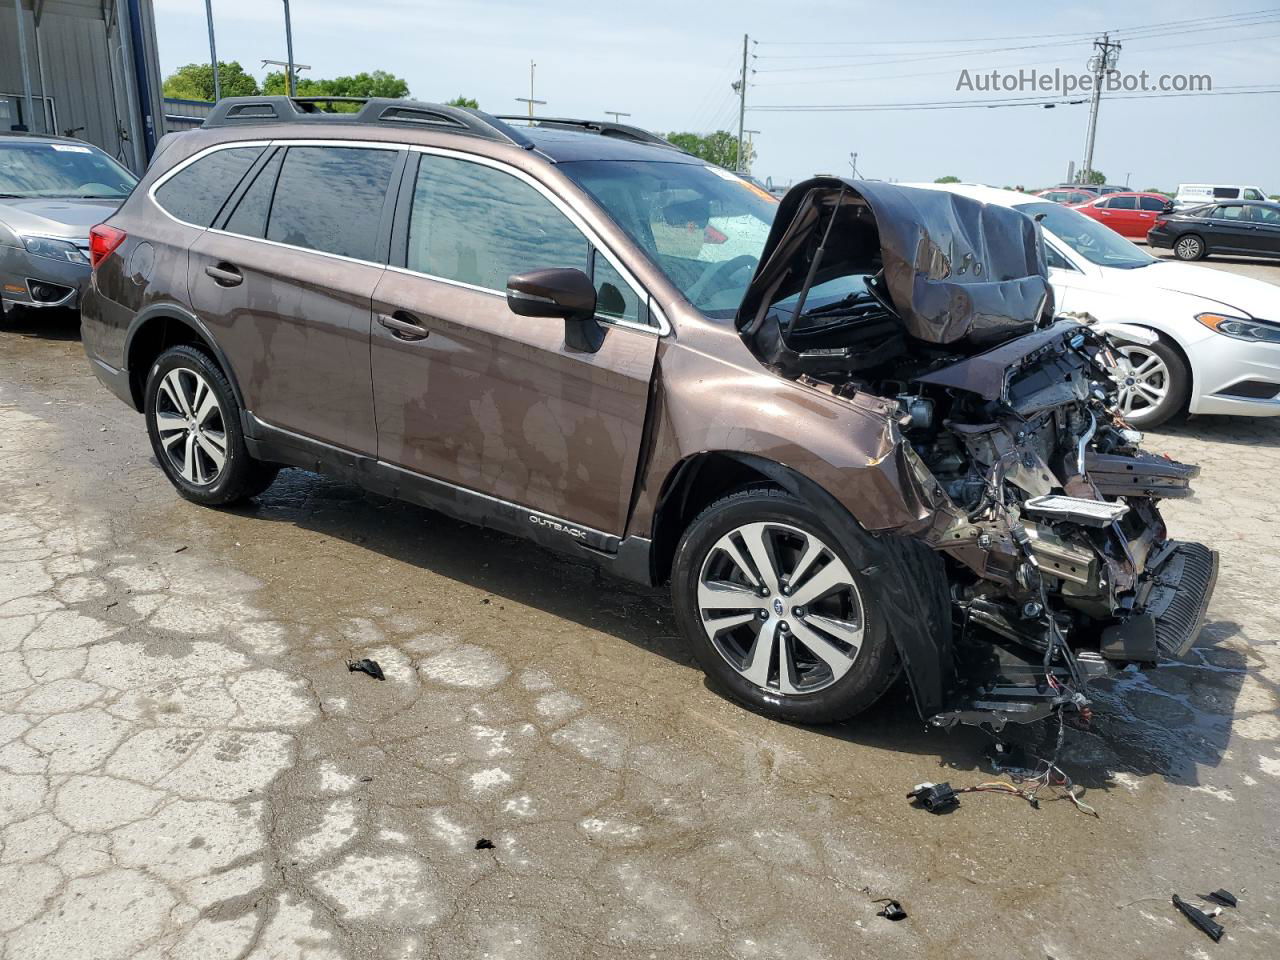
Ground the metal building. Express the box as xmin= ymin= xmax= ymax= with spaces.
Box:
xmin=2 ymin=0 xmax=166 ymax=174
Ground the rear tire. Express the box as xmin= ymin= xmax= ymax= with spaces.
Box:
xmin=671 ymin=486 xmax=902 ymax=725
xmin=1173 ymin=233 xmax=1206 ymax=261
xmin=144 ymin=345 xmax=278 ymax=506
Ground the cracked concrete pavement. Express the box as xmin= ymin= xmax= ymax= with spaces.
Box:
xmin=2 ymin=290 xmax=1279 ymax=958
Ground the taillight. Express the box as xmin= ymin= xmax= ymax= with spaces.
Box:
xmin=1153 ymin=218 xmax=1168 ymax=228
xmin=89 ymin=224 xmax=127 ymax=269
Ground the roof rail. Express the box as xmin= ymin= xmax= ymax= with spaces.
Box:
xmin=491 ymin=116 xmax=682 ymax=151
xmin=200 ymin=97 xmax=535 ymax=149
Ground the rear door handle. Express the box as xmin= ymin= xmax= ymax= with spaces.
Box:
xmin=204 ymin=263 xmax=243 ymax=287
xmin=377 ymin=310 xmax=430 ymax=341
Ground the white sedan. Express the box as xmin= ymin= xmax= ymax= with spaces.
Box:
xmin=917 ymin=183 xmax=1280 ymax=427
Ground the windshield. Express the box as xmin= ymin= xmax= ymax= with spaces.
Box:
xmin=0 ymin=141 xmax=137 ymax=199
xmin=560 ymin=159 xmax=777 ymax=316
xmin=1015 ymin=200 xmax=1155 ymax=269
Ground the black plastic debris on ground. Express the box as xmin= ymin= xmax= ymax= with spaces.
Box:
xmin=874 ymin=899 xmax=907 ymax=921
xmin=346 ymin=658 xmax=386 ymax=681
xmin=1204 ymin=889 xmax=1238 ymax=909
xmin=907 ymin=781 xmax=959 ymax=813
xmin=1173 ymin=894 xmax=1225 ymax=942
xmin=475 ymin=838 xmax=495 ymax=850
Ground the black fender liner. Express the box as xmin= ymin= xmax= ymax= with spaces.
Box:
xmin=717 ymin=453 xmax=954 ymax=718
xmin=123 ymin=303 xmax=247 ymax=412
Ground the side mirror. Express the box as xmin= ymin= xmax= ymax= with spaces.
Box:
xmin=506 ymin=267 xmax=604 ymax=353
xmin=1162 ymin=201 xmax=1174 ymax=214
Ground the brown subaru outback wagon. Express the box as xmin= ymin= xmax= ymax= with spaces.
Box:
xmin=82 ymin=97 xmax=1216 ymax=732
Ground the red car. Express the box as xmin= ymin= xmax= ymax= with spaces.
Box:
xmin=1069 ymin=191 xmax=1173 ymax=239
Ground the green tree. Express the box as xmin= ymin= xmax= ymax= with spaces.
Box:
xmin=933 ymin=175 xmax=961 ymax=184
xmin=162 ymin=61 xmax=259 ymax=102
xmin=262 ymin=70 xmax=411 ymax=111
xmin=1143 ymin=187 xmax=1171 ymax=197
xmin=446 ymin=96 xmax=479 ymax=109
xmin=664 ymin=130 xmax=753 ymax=171
xmin=1084 ymin=169 xmax=1107 ymax=185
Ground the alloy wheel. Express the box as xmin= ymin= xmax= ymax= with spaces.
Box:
xmin=1113 ymin=345 xmax=1170 ymax=418
xmin=1175 ymin=236 xmax=1202 ymax=260
xmin=696 ymin=521 xmax=864 ymax=695
xmin=154 ymin=367 xmax=228 ymax=486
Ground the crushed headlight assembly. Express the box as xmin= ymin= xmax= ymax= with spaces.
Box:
xmin=1196 ymin=311 xmax=1280 ymax=344
xmin=21 ymin=235 xmax=88 ymax=265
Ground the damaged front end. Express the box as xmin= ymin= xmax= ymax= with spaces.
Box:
xmin=738 ymin=179 xmax=1219 ymax=731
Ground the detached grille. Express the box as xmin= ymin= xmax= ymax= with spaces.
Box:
xmin=1144 ymin=541 xmax=1219 ymax=658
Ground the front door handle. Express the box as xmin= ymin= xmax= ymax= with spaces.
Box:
xmin=204 ymin=263 xmax=243 ymax=287
xmin=377 ymin=311 xmax=430 ymax=341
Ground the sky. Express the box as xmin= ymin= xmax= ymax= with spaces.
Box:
xmin=153 ymin=0 xmax=1280 ymax=191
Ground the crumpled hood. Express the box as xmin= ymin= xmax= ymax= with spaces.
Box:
xmin=737 ymin=178 xmax=1053 ymax=347
xmin=1112 ymin=260 xmax=1280 ymax=320
xmin=0 ymin=197 xmax=123 ymax=241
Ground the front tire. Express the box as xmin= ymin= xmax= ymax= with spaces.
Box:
xmin=144 ymin=344 xmax=278 ymax=506
xmin=1174 ymin=233 xmax=1206 ymax=261
xmin=1113 ymin=338 xmax=1189 ymax=428
xmin=671 ymin=486 xmax=900 ymax=725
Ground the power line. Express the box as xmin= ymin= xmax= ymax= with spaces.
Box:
xmin=746 ymin=84 xmax=1280 ymax=112
xmin=751 ymin=29 xmax=1280 ymax=88
xmin=755 ymin=6 xmax=1280 ymax=47
xmin=751 ymin=11 xmax=1280 ymax=73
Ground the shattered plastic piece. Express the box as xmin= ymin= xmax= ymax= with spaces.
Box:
xmin=475 ymin=838 xmax=495 ymax=850
xmin=874 ymin=899 xmax=908 ymax=921
xmin=1172 ymin=894 xmax=1224 ymax=942
xmin=1204 ymin=889 xmax=1238 ymax=908
xmin=346 ymin=658 xmax=386 ymax=681
xmin=907 ymin=781 xmax=959 ymax=813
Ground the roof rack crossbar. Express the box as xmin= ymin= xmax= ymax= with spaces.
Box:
xmin=491 ymin=115 xmax=681 ymax=150
xmin=200 ymin=96 xmax=535 ymax=149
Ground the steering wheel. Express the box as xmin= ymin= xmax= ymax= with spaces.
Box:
xmin=685 ymin=254 xmax=759 ymax=306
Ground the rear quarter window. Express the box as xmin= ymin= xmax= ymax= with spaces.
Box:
xmin=152 ymin=146 xmax=264 ymax=226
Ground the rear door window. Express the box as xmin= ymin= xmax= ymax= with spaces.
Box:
xmin=265 ymin=146 xmax=398 ymax=261
xmin=407 ymin=153 xmax=588 ymax=292
xmin=153 ymin=146 xmax=264 ymax=226
xmin=1212 ymin=187 xmax=1240 ymax=199
xmin=223 ymin=149 xmax=283 ymax=238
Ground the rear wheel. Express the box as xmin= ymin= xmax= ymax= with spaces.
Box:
xmin=671 ymin=487 xmax=901 ymax=724
xmin=1113 ymin=338 xmax=1189 ymax=428
xmin=144 ymin=344 xmax=278 ymax=506
xmin=1174 ymin=233 xmax=1206 ymax=261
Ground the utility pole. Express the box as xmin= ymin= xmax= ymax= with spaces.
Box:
xmin=1080 ymin=32 xmax=1120 ymax=184
xmin=514 ymin=61 xmax=547 ymax=117
xmin=734 ymin=33 xmax=748 ymax=173
xmin=849 ymin=152 xmax=858 ymax=178
xmin=204 ymin=0 xmax=221 ymax=101
xmin=282 ymin=0 xmax=296 ymax=96
xmin=605 ymin=110 xmax=630 ymax=123
xmin=743 ymin=129 xmax=760 ymax=174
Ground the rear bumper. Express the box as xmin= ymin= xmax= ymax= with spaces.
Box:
xmin=0 ymin=243 xmax=90 ymax=312
xmin=1146 ymin=227 xmax=1173 ymax=249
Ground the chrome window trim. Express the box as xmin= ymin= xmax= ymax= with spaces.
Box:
xmin=146 ymin=140 xmax=273 ymax=230
xmin=147 ymin=138 xmax=667 ymax=336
